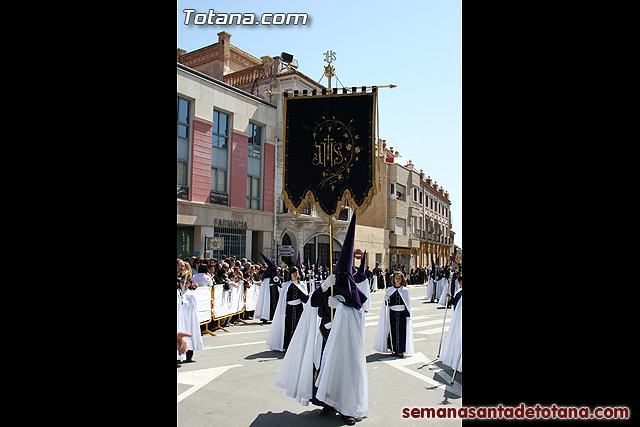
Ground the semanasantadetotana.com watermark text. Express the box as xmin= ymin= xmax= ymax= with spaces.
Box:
xmin=183 ymin=9 xmax=308 ymax=26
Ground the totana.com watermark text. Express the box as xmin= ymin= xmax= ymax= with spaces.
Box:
xmin=183 ymin=9 xmax=309 ymax=26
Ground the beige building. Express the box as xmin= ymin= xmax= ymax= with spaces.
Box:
xmin=357 ymin=141 xmax=454 ymax=272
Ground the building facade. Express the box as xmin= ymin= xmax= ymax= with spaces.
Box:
xmin=176 ymin=59 xmax=278 ymax=261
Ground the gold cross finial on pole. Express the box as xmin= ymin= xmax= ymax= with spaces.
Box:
xmin=323 ymin=50 xmax=336 ymax=64
xmin=323 ymin=50 xmax=336 ymax=89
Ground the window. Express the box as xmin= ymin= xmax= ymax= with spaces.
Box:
xmin=396 ymin=183 xmax=406 ymax=201
xmin=338 ymin=208 xmax=349 ymax=221
xmin=247 ymin=176 xmax=260 ymax=210
xmin=247 ymin=122 xmax=262 ymax=210
xmin=212 ymin=110 xmax=228 ymax=149
xmin=209 ymin=226 xmax=246 ymax=260
xmin=248 ymin=122 xmax=262 ymax=158
xmin=302 ymin=202 xmax=312 ymax=215
xmin=395 ymin=217 xmax=406 ymax=235
xmin=177 ymin=97 xmax=190 ymax=189
xmin=413 ymin=188 xmax=419 ymax=203
xmin=211 ymin=110 xmax=229 ymax=204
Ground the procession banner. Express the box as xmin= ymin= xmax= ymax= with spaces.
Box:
xmin=282 ymin=90 xmax=377 ymax=218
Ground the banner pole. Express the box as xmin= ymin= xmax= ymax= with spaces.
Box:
xmin=329 ymin=215 xmax=334 ymax=323
xmin=436 ymin=294 xmax=449 ymax=358
xmin=450 ymin=350 xmax=462 ymax=385
xmin=324 ymin=50 xmax=334 ymax=323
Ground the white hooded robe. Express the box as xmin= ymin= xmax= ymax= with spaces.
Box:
xmin=373 ymin=286 xmax=414 ymax=355
xmin=265 ymin=280 xmax=308 ymax=352
xmin=314 ymin=301 xmax=368 ymax=418
xmin=440 ymin=289 xmax=462 ymax=371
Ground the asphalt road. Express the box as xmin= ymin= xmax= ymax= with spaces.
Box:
xmin=177 ymin=283 xmax=462 ymax=426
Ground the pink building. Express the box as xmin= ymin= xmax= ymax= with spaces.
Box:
xmin=177 ymin=59 xmax=278 ymax=260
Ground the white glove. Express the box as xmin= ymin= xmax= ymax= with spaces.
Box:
xmin=328 ymin=296 xmax=339 ymax=309
xmin=321 ymin=274 xmax=336 ymax=292
xmin=328 ymin=294 xmax=345 ymax=308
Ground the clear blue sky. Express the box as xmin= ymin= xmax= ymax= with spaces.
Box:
xmin=177 ymin=0 xmax=462 ymax=248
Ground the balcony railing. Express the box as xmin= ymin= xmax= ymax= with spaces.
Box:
xmin=414 ymin=231 xmax=452 ymax=246
xmin=223 ymin=63 xmax=277 ymax=87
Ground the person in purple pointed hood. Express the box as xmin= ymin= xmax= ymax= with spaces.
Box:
xmin=254 ymin=250 xmax=282 ymax=323
xmin=309 ymin=212 xmax=368 ymax=424
xmin=354 ymin=251 xmax=371 ymax=311
xmin=326 ymin=212 xmax=367 ymax=309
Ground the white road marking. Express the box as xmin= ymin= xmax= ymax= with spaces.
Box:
xmin=380 ymin=352 xmax=461 ymax=396
xmin=203 ymin=341 xmax=265 ymax=350
xmin=178 ymin=365 xmax=242 ymax=402
xmin=208 ymin=329 xmax=270 ymax=336
xmin=414 ymin=326 xmax=449 ymax=335
xmin=411 ymin=318 xmax=450 ymax=328
xmin=365 ymin=314 xmax=437 ymax=327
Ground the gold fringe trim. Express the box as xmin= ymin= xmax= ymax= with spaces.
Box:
xmin=281 ymin=183 xmax=377 ymax=220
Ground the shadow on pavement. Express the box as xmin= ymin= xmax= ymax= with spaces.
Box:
xmin=245 ymin=349 xmax=285 ymax=361
xmin=250 ymin=409 xmax=358 ymax=426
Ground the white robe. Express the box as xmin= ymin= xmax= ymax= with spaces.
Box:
xmin=265 ymin=280 xmax=308 ymax=352
xmin=255 ymin=278 xmax=278 ymax=321
xmin=426 ymin=277 xmax=434 ymax=299
xmin=315 ymin=302 xmax=368 ymax=418
xmin=373 ymin=286 xmax=414 ymax=355
xmin=356 ymin=278 xmax=371 ymax=311
xmin=435 ymin=278 xmax=445 ymax=301
xmin=440 ymin=289 xmax=462 ymax=371
xmin=273 ymin=290 xmax=320 ymax=406
xmin=438 ymin=278 xmax=451 ymax=307
xmin=177 ymin=288 xmax=204 ymax=357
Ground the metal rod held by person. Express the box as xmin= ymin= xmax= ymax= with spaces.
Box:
xmin=450 ymin=350 xmax=462 ymax=385
xmin=387 ymin=291 xmax=394 ymax=354
xmin=436 ymin=292 xmax=449 ymax=358
xmin=328 ymin=216 xmax=334 ymax=323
